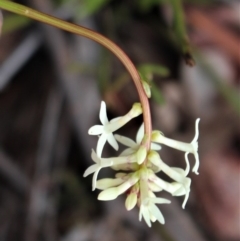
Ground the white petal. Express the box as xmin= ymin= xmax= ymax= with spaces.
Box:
xmin=172 ymin=184 xmax=186 ymax=196
xmin=98 ymin=187 xmax=119 ymax=200
xmin=110 ymin=116 xmax=121 ymax=123
xmin=116 ymin=175 xmax=139 ymax=195
xmin=96 ymin=134 xmax=107 ymax=157
xmin=149 ymin=204 xmax=165 ymax=224
xmin=92 ymin=167 xmax=101 ymax=191
xmin=114 ymin=134 xmax=136 ymax=148
xmin=192 ymin=118 xmax=200 ymax=143
xmin=91 ymin=149 xmax=110 ymax=166
xmin=99 ymin=101 xmax=109 ymax=125
xmin=83 ymin=164 xmax=98 ymax=177
xmin=182 ymin=190 xmax=190 ymax=209
xmin=88 ymin=125 xmax=104 ymax=135
xmin=107 ymin=133 xmax=119 ymax=150
xmin=115 ymin=172 xmax=128 ymax=178
xmin=150 ymin=142 xmax=161 ymax=151
xmin=96 ymin=178 xmax=125 ymax=190
xmin=148 ymin=182 xmax=163 ymax=192
xmin=136 ymin=123 xmax=144 ymax=144
xmin=91 ymin=149 xmax=99 ymax=163
xmin=158 ymin=160 xmax=185 ymax=183
xmin=111 ymin=163 xmax=139 ymax=171
xmin=92 ymin=151 xmax=112 ymax=167
xmin=151 ymin=197 xmax=171 ymax=204
xmin=142 ymin=207 xmax=152 ymax=227
xmin=193 ymin=152 xmax=200 ymax=175
xmin=150 ymin=214 xmax=157 ymax=222
xmin=120 ymin=148 xmax=135 ymax=156
xmin=184 ymin=153 xmax=190 ymax=175
xmin=171 ymin=167 xmax=186 ymax=176
xmin=151 ymin=176 xmax=178 ymax=194
xmin=139 ymin=205 xmax=151 ymax=227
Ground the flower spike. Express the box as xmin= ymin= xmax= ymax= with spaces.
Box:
xmin=0 ymin=0 xmax=202 ymax=228
xmin=85 ymin=100 xmax=201 ymax=227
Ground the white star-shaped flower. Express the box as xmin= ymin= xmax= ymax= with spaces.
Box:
xmin=98 ymin=172 xmax=140 ymax=201
xmin=147 ymin=160 xmax=191 ymax=209
xmin=139 ymin=197 xmax=171 ymax=227
xmin=88 ymin=101 xmax=142 ymax=157
xmin=115 ymin=123 xmax=161 ymax=156
xmin=151 ymin=118 xmax=200 ymax=174
xmin=138 ymin=168 xmax=171 ymax=227
xmin=83 ymin=150 xmax=112 ymax=191
xmin=84 ymin=150 xmax=140 ymax=191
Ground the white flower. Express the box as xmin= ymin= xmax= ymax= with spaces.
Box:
xmin=98 ymin=172 xmax=140 ymax=201
xmin=151 ymin=118 xmax=200 ymax=174
xmin=115 ymin=123 xmax=161 ymax=156
xmin=147 ymin=163 xmax=191 ymax=209
xmin=125 ymin=183 xmax=139 ymax=210
xmin=171 ymin=177 xmax=191 ymax=209
xmin=88 ymin=101 xmax=142 ymax=157
xmin=83 ymin=150 xmax=112 ymax=191
xmin=111 ymin=162 xmax=140 ymax=171
xmin=139 ymin=197 xmax=171 ymax=227
xmin=84 ymin=100 xmax=201 ymax=227
xmin=84 ymin=150 xmax=140 ymax=190
xmin=137 ymin=168 xmax=171 ymax=227
xmin=96 ymin=173 xmax=129 ymax=190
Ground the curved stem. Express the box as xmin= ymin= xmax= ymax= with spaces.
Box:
xmin=0 ymin=1 xmax=152 ymax=149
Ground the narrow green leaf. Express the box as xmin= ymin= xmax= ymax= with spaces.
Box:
xmin=151 ymin=81 xmax=165 ymax=105
xmin=138 ymin=64 xmax=169 ymax=78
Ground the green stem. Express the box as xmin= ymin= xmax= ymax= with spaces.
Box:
xmin=0 ymin=1 xmax=152 ymax=149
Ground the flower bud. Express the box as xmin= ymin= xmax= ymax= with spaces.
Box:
xmin=130 ymin=103 xmax=142 ymax=117
xmin=98 ymin=187 xmax=119 ymax=201
xmin=136 ymin=146 xmax=147 ymax=164
xmin=142 ymin=80 xmax=151 ymax=98
xmin=151 ymin=130 xmax=164 ymax=142
xmin=147 ymin=150 xmax=161 ymax=167
xmin=115 ymin=172 xmax=128 ymax=178
xmin=148 ymin=181 xmax=162 ymax=192
xmin=147 ymin=162 xmax=161 ymax=173
xmin=111 ymin=163 xmax=139 ymax=171
xmin=125 ymin=193 xmax=137 ymax=210
xmin=96 ymin=178 xmax=125 ymax=190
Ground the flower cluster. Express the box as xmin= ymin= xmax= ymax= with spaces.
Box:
xmin=84 ymin=101 xmax=200 ymax=227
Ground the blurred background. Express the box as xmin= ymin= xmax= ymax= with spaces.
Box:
xmin=0 ymin=0 xmax=239 ymax=241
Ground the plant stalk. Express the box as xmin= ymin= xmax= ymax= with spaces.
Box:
xmin=0 ymin=1 xmax=152 ymax=149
